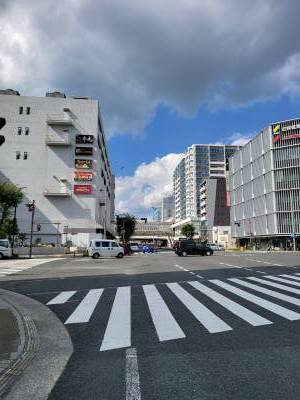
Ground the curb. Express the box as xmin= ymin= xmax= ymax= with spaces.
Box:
xmin=0 ymin=289 xmax=73 ymax=400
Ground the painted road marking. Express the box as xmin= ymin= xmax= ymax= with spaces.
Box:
xmin=280 ymin=274 xmax=300 ymax=282
xmin=189 ymin=281 xmax=272 ymax=327
xmin=237 ymin=278 xmax=300 ymax=306
xmin=143 ymin=284 xmax=185 ymax=341
xmin=196 ymin=275 xmax=204 ymax=279
xmin=47 ymin=291 xmax=77 ymax=305
xmin=125 ymin=348 xmax=141 ymax=400
xmin=166 ymin=282 xmax=232 ymax=333
xmin=211 ymin=279 xmax=300 ymax=321
xmin=264 ymin=275 xmax=300 ymax=287
xmin=246 ymin=277 xmax=300 ymax=296
xmin=100 ymin=286 xmax=131 ymax=351
xmin=65 ymin=289 xmax=103 ymax=324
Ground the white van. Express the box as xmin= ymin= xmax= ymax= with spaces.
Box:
xmin=0 ymin=239 xmax=12 ymax=259
xmin=88 ymin=239 xmax=124 ymax=259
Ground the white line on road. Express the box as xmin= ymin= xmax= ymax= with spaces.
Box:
xmin=65 ymin=289 xmax=103 ymax=324
xmin=280 ymin=274 xmax=300 ymax=282
xmin=189 ymin=272 xmax=196 ymax=275
xmin=211 ymin=279 xmax=300 ymax=321
xmin=167 ymin=282 xmax=232 ymax=333
xmin=188 ymin=281 xmax=272 ymax=327
xmin=196 ymin=275 xmax=204 ymax=279
xmin=100 ymin=286 xmax=131 ymax=351
xmin=143 ymin=284 xmax=185 ymax=341
xmin=246 ymin=277 xmax=300 ymax=296
xmin=263 ymin=275 xmax=300 ymax=287
xmin=47 ymin=291 xmax=77 ymax=305
xmin=126 ymin=348 xmax=141 ymax=400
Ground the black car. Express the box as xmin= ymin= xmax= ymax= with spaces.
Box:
xmin=174 ymin=240 xmax=214 ymax=257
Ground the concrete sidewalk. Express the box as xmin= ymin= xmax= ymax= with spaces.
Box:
xmin=0 ymin=289 xmax=73 ymax=399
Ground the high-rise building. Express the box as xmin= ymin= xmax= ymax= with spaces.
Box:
xmin=0 ymin=89 xmax=115 ymax=245
xmin=229 ymin=117 xmax=300 ymax=249
xmin=161 ymin=195 xmax=175 ymax=222
xmin=173 ymin=144 xmax=240 ymax=237
xmin=152 ymin=207 xmax=161 ymax=222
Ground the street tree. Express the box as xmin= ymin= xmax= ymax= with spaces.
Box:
xmin=116 ymin=214 xmax=136 ymax=244
xmin=181 ymin=223 xmax=196 ymax=239
xmin=0 ymin=183 xmax=23 ymax=225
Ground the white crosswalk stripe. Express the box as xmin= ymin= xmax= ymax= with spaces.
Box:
xmin=211 ymin=279 xmax=300 ymax=320
xmin=143 ymin=284 xmax=185 ymax=341
xmin=188 ymin=281 xmax=272 ymax=327
xmin=280 ymin=274 xmax=300 ymax=282
xmin=166 ymin=282 xmax=232 ymax=333
xmin=0 ymin=258 xmax=60 ymax=276
xmin=47 ymin=291 xmax=77 ymax=305
xmin=264 ymin=275 xmax=300 ymax=287
xmin=65 ymin=289 xmax=103 ymax=324
xmin=45 ymin=274 xmax=300 ymax=351
xmin=100 ymin=286 xmax=131 ymax=351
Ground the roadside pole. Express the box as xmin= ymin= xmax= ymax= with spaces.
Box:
xmin=27 ymin=200 xmax=35 ymax=259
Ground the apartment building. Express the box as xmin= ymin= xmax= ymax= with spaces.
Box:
xmin=173 ymin=144 xmax=240 ymax=237
xmin=229 ymin=117 xmax=300 ymax=249
xmin=0 ymin=89 xmax=115 ymax=245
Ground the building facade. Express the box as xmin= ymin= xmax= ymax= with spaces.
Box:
xmin=0 ymin=90 xmax=115 ymax=245
xmin=229 ymin=117 xmax=300 ymax=249
xmin=161 ymin=195 xmax=175 ymax=222
xmin=173 ymin=144 xmax=240 ymax=237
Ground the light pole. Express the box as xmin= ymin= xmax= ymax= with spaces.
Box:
xmin=99 ymin=189 xmax=106 ymax=239
xmin=26 ymin=200 xmax=35 ymax=259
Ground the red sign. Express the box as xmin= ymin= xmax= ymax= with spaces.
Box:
xmin=74 ymin=171 xmax=93 ymax=181
xmin=226 ymin=192 xmax=230 ymax=207
xmin=282 ymin=133 xmax=300 ymax=141
xmin=74 ymin=184 xmax=92 ymax=195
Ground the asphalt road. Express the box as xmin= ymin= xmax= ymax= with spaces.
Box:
xmin=1 ymin=251 xmax=300 ymax=400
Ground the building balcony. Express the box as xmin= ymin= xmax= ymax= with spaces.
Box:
xmin=46 ymin=113 xmax=73 ymax=125
xmin=44 ymin=185 xmax=72 ymax=197
xmin=46 ymin=132 xmax=72 ymax=146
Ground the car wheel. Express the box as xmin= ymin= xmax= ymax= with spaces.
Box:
xmin=116 ymin=253 xmax=124 ymax=259
xmin=182 ymin=251 xmax=187 ymax=257
xmin=177 ymin=252 xmax=182 ymax=257
xmin=92 ymin=253 xmax=100 ymax=259
xmin=206 ymin=250 xmax=212 ymax=256
xmin=0 ymin=253 xmax=3 ymax=260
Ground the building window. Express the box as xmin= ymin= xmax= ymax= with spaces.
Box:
xmin=25 ymin=127 xmax=30 ymax=135
xmin=16 ymin=151 xmax=21 ymax=160
xmin=17 ymin=127 xmax=22 ymax=135
xmin=26 ymin=107 xmax=30 ymax=115
xmin=23 ymin=152 xmax=28 ymax=160
xmin=19 ymin=106 xmax=23 ymax=115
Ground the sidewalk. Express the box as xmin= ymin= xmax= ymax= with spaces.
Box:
xmin=0 ymin=289 xmax=73 ymax=399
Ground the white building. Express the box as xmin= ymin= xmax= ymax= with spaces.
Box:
xmin=229 ymin=117 xmax=300 ymax=250
xmin=173 ymin=144 xmax=240 ymax=237
xmin=0 ymin=89 xmax=115 ymax=246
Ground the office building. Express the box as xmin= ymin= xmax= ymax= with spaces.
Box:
xmin=229 ymin=117 xmax=300 ymax=249
xmin=152 ymin=207 xmax=161 ymax=222
xmin=0 ymin=89 xmax=115 ymax=245
xmin=173 ymin=144 xmax=240 ymax=237
xmin=161 ymin=195 xmax=175 ymax=222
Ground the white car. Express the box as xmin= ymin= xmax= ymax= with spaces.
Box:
xmin=88 ymin=240 xmax=124 ymax=259
xmin=0 ymin=239 xmax=12 ymax=259
xmin=130 ymin=242 xmax=142 ymax=252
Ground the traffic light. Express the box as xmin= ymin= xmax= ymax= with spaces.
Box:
xmin=141 ymin=217 xmax=147 ymax=223
xmin=0 ymin=117 xmax=6 ymax=146
xmin=37 ymin=224 xmax=41 ymax=232
xmin=26 ymin=202 xmax=35 ymax=212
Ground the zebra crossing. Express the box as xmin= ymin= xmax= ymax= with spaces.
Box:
xmin=0 ymin=258 xmax=59 ymax=277
xmin=45 ymin=272 xmax=300 ymax=351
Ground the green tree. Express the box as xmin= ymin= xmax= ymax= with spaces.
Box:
xmin=116 ymin=214 xmax=136 ymax=244
xmin=0 ymin=183 xmax=23 ymax=225
xmin=17 ymin=233 xmax=27 ymax=246
xmin=0 ymin=218 xmax=19 ymax=241
xmin=181 ymin=223 xmax=196 ymax=239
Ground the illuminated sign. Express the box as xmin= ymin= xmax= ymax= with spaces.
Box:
xmin=75 ymin=159 xmax=93 ymax=169
xmin=74 ymin=184 xmax=92 ymax=195
xmin=75 ymin=147 xmax=93 ymax=156
xmin=74 ymin=171 xmax=93 ymax=181
xmin=76 ymin=135 xmax=94 ymax=144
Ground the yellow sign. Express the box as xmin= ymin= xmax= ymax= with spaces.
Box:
xmin=273 ymin=124 xmax=280 ymax=134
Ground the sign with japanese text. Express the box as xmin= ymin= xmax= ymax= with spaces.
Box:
xmin=74 ymin=184 xmax=92 ymax=195
xmin=74 ymin=171 xmax=93 ymax=181
xmin=75 ymin=159 xmax=93 ymax=169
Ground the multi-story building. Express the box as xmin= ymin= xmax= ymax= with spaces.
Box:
xmin=161 ymin=195 xmax=175 ymax=222
xmin=0 ymin=89 xmax=115 ymax=245
xmin=173 ymin=144 xmax=240 ymax=237
xmin=152 ymin=207 xmax=161 ymax=222
xmin=229 ymin=117 xmax=300 ymax=249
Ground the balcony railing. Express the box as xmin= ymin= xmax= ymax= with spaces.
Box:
xmin=44 ymin=185 xmax=71 ymax=197
xmin=46 ymin=132 xmax=71 ymax=146
xmin=46 ymin=113 xmax=73 ymax=125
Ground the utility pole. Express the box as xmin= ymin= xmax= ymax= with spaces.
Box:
xmin=290 ymin=191 xmax=297 ymax=251
xmin=27 ymin=200 xmax=35 ymax=259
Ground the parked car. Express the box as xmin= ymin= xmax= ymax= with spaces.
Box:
xmin=207 ymin=243 xmax=226 ymax=251
xmin=0 ymin=239 xmax=12 ymax=259
xmin=130 ymin=242 xmax=142 ymax=252
xmin=174 ymin=240 xmax=214 ymax=256
xmin=88 ymin=240 xmax=124 ymax=259
xmin=142 ymin=244 xmax=157 ymax=253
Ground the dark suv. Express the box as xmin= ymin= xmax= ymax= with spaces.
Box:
xmin=174 ymin=240 xmax=213 ymax=257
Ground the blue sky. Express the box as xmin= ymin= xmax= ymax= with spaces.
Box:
xmin=109 ymin=95 xmax=300 ymax=177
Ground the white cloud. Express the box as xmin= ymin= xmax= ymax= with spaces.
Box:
xmin=1 ymin=1 xmax=300 ymax=136
xmin=227 ymin=133 xmax=252 ymax=146
xmin=115 ymin=153 xmax=183 ymax=217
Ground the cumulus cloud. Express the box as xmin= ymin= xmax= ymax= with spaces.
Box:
xmin=227 ymin=133 xmax=252 ymax=146
xmin=115 ymin=153 xmax=183 ymax=217
xmin=1 ymin=1 xmax=300 ymax=135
